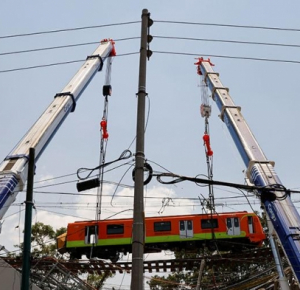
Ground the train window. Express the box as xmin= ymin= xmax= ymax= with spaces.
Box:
xmin=154 ymin=221 xmax=171 ymax=232
xmin=180 ymin=221 xmax=185 ymax=231
xmin=248 ymin=216 xmax=254 ymax=233
xmin=85 ymin=225 xmax=98 ymax=244
xmin=187 ymin=220 xmax=193 ymax=230
xmin=201 ymin=219 xmax=218 ymax=229
xmin=248 ymin=216 xmax=253 ymax=225
xmin=234 ymin=218 xmax=239 ymax=227
xmin=107 ymin=224 xmax=124 ymax=235
xmin=227 ymin=218 xmax=232 ymax=228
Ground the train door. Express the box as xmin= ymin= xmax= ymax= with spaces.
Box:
xmin=85 ymin=225 xmax=98 ymax=245
xmin=226 ymin=217 xmax=241 ymax=236
xmin=179 ymin=220 xmax=193 ymax=238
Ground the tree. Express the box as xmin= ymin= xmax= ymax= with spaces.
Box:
xmin=14 ymin=222 xmax=114 ymax=290
xmin=14 ymin=221 xmax=66 ymax=257
xmin=87 ymin=270 xmax=113 ymax=290
xmin=147 ymin=247 xmax=275 ymax=290
xmin=147 ymin=249 xmax=205 ymax=290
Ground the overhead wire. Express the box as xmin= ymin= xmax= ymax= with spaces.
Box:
xmin=2 ymin=50 xmax=299 ymax=75
xmin=153 ymin=35 xmax=300 ymax=49
xmin=153 ymin=50 xmax=300 ymax=64
xmin=236 ymin=188 xmax=258 ymax=214
xmin=33 ymin=208 xmax=91 ymax=220
xmin=77 ymin=149 xmax=132 ymax=180
xmin=1 ymin=162 xmax=288 ymax=222
xmin=13 ymin=160 xmax=284 ymax=214
xmin=156 ymin=172 xmax=296 ymax=193
xmin=28 ymin=201 xmax=262 ymax=210
xmin=110 ymin=163 xmax=135 ymax=206
xmin=0 ymin=37 xmax=140 ymax=56
xmin=1 ymin=20 xmax=299 ymax=41
xmin=31 ymin=163 xmax=135 ymax=190
xmin=2 ymin=34 xmax=300 ymax=75
xmin=154 ymin=20 xmax=300 ymax=32
xmin=32 ymin=190 xmax=257 ymax=201
xmin=0 ymin=52 xmax=139 ymax=73
xmin=0 ymin=21 xmax=140 ymax=39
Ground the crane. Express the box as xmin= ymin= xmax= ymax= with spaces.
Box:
xmin=0 ymin=38 xmax=116 ymax=232
xmin=195 ymin=57 xmax=300 ymax=285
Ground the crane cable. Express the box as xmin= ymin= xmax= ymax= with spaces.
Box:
xmin=96 ymin=57 xmax=114 ymax=222
xmin=196 ymin=58 xmax=215 ymax=212
xmin=203 ymin=118 xmax=215 ymax=212
xmin=204 ymin=116 xmax=217 ymax=246
xmin=196 ymin=57 xmax=217 ymax=245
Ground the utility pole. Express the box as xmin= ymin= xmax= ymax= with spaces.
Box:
xmin=131 ymin=8 xmax=152 ymax=290
xmin=21 ymin=147 xmax=35 ymax=290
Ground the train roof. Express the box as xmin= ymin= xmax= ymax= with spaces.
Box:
xmin=70 ymin=211 xmax=252 ymax=225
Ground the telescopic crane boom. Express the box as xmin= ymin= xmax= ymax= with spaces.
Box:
xmin=0 ymin=39 xmax=115 ymax=229
xmin=195 ymin=58 xmax=300 ymax=283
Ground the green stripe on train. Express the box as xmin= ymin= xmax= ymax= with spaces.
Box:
xmin=66 ymin=231 xmax=246 ymax=248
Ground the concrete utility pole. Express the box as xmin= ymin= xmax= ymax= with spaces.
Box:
xmin=21 ymin=147 xmax=35 ymax=290
xmin=131 ymin=8 xmax=152 ymax=290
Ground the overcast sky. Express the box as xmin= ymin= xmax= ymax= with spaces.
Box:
xmin=1 ymin=1 xmax=300 ymax=288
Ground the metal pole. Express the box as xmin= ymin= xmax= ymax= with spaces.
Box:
xmin=266 ymin=214 xmax=290 ymax=290
xmin=131 ymin=8 xmax=149 ymax=290
xmin=196 ymin=260 xmax=206 ymax=290
xmin=21 ymin=147 xmax=35 ymax=290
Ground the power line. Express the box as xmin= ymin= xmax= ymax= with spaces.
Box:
xmin=153 ymin=50 xmax=300 ymax=64
xmin=0 ymin=37 xmax=139 ymax=56
xmin=155 ymin=20 xmax=300 ymax=32
xmin=2 ymin=50 xmax=298 ymax=74
xmin=0 ymin=59 xmax=84 ymax=73
xmin=33 ymin=190 xmax=256 ymax=200
xmin=0 ymin=52 xmax=139 ymax=73
xmin=2 ymin=35 xmax=298 ymax=59
xmin=0 ymin=21 xmax=140 ymax=39
xmin=154 ymin=35 xmax=300 ymax=48
xmin=34 ymin=162 xmax=134 ymax=185
xmin=4 ymin=20 xmax=298 ymax=41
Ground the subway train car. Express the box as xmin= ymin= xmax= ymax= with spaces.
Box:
xmin=57 ymin=211 xmax=266 ymax=261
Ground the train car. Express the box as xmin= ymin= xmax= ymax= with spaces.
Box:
xmin=57 ymin=211 xmax=266 ymax=261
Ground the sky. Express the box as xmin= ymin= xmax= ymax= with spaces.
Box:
xmin=1 ymin=1 xmax=300 ymax=288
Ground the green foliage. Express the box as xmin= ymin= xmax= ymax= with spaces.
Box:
xmin=87 ymin=270 xmax=113 ymax=290
xmin=148 ymin=272 xmax=197 ymax=290
xmin=147 ymin=252 xmax=269 ymax=290
xmin=14 ymin=222 xmax=114 ymax=290
xmin=14 ymin=222 xmax=66 ymax=257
